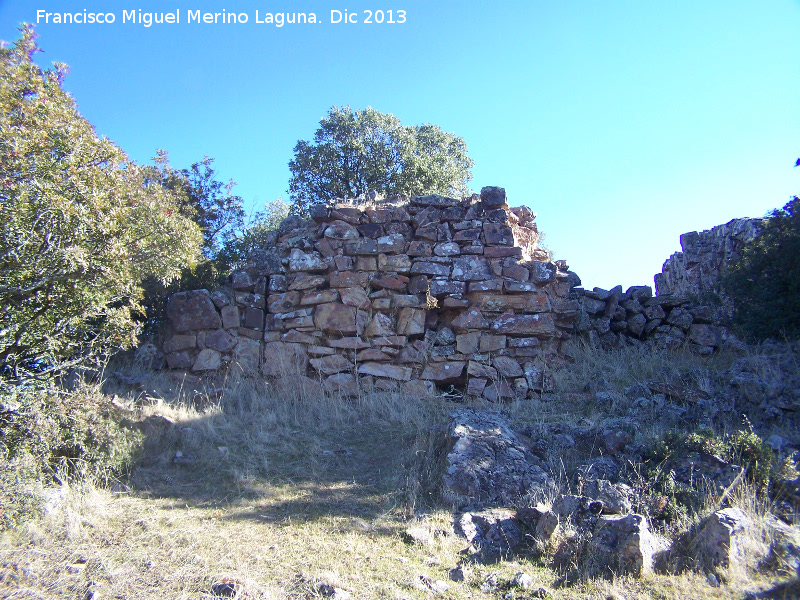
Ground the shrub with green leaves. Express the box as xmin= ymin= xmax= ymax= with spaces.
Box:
xmin=0 ymin=383 xmax=142 ymax=530
xmin=723 ymin=195 xmax=800 ymax=341
xmin=0 ymin=27 xmax=202 ymax=381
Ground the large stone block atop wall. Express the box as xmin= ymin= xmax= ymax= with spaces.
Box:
xmin=163 ymin=187 xmax=577 ymax=398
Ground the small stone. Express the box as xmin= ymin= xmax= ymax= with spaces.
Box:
xmin=692 ymin=507 xmax=752 ymax=568
xmin=371 ymin=274 xmax=409 ymax=292
xmin=204 ymin=329 xmax=236 ymax=353
xmin=327 ymin=337 xmax=371 ymax=350
xmin=451 ymin=256 xmax=494 ymax=281
xmin=324 ymin=372 xmax=359 ymax=396
xmin=310 ymin=354 xmax=353 ymax=376
xmin=324 ymin=219 xmax=360 ymax=240
xmin=397 ymin=307 xmax=426 ymax=336
xmin=456 ymin=332 xmax=481 ymax=354
xmin=288 ymin=248 xmax=327 ymax=272
xmin=511 ymin=572 xmax=533 ymax=589
xmin=479 ymin=334 xmax=506 ymax=352
xmin=211 ymin=580 xmax=238 ymax=597
xmin=421 ymin=361 xmax=466 ymax=383
xmin=451 ymin=307 xmax=490 ymax=331
xmin=163 ymin=334 xmax=197 ymax=353
xmin=467 ymin=360 xmax=498 ymax=380
xmin=434 ymin=242 xmax=461 ymax=256
xmin=220 ymin=305 xmax=239 ymax=329
xmin=483 ymin=381 xmax=515 ymax=401
xmin=402 ymin=527 xmax=433 ymax=546
xmin=480 ymin=186 xmax=507 ymax=208
xmin=448 ymin=565 xmax=471 ymax=582
xmin=492 ymin=356 xmax=523 ymax=378
xmin=404 ymin=379 xmax=436 ymax=397
xmin=338 ymin=286 xmax=371 ymax=310
xmin=314 ymin=303 xmax=358 ymax=335
xmin=167 ymin=289 xmax=221 ymax=331
xmin=357 ymin=362 xmax=413 ymax=381
xmin=329 ymin=271 xmax=369 ymax=288
xmin=483 ymin=223 xmax=514 ymax=245
xmin=467 ymin=377 xmax=488 ymax=396
xmin=491 ymin=312 xmax=556 ymax=336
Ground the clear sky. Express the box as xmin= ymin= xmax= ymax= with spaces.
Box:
xmin=2 ymin=0 xmax=798 ymax=291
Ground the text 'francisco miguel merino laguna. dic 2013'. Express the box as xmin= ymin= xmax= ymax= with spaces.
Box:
xmin=35 ymin=9 xmax=408 ymax=27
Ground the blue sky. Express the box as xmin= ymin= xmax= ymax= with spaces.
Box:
xmin=1 ymin=0 xmax=798 ymax=290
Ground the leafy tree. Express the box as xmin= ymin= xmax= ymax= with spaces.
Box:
xmin=288 ymin=106 xmax=473 ymax=214
xmin=136 ymin=153 xmax=246 ymax=334
xmin=218 ymin=198 xmax=292 ymax=268
xmin=722 ymin=194 xmax=800 ymax=341
xmin=147 ymin=151 xmax=245 ymax=260
xmin=0 ymin=27 xmax=202 ymax=381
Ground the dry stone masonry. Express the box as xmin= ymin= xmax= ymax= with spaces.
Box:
xmin=570 ymin=218 xmax=766 ymax=353
xmin=163 ymin=187 xmax=578 ymax=398
xmin=656 ymin=217 xmax=764 ymax=299
xmin=570 ymin=284 xmax=737 ymax=354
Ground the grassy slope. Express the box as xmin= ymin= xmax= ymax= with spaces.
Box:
xmin=1 ymin=341 xmax=798 ymax=599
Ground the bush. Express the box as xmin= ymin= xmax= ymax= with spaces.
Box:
xmin=0 ymin=27 xmax=202 ymax=382
xmin=723 ymin=195 xmax=800 ymax=341
xmin=0 ymin=383 xmax=142 ymax=530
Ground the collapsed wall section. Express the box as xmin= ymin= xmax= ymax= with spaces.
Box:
xmin=571 ymin=218 xmax=767 ymax=353
xmin=163 ymin=187 xmax=578 ymax=399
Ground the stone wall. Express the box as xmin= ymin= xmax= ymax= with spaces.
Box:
xmin=571 ymin=284 xmax=734 ymax=354
xmin=571 ymin=218 xmax=766 ymax=353
xmin=655 ymin=218 xmax=764 ymax=299
xmin=163 ymin=187 xmax=578 ymax=399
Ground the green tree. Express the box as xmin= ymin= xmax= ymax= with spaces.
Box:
xmin=0 ymin=26 xmax=202 ymax=381
xmin=217 ymin=197 xmax=291 ymax=268
xmin=722 ymin=195 xmax=800 ymax=341
xmin=147 ymin=151 xmax=245 ymax=260
xmin=288 ymin=106 xmax=473 ymax=214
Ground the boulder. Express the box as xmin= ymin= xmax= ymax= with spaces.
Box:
xmin=583 ymin=479 xmax=632 ymax=514
xmin=204 ymin=329 xmax=236 ymax=353
xmin=588 ymin=514 xmax=669 ymax=576
xmin=192 ymin=348 xmax=221 ymax=371
xmin=167 ymin=290 xmax=221 ymax=331
xmin=442 ymin=409 xmax=555 ymax=508
xmin=396 ymin=307 xmax=426 ymax=336
xmin=421 ymin=361 xmax=465 ymax=383
xmin=692 ymin=507 xmax=754 ymax=568
xmin=491 ymin=312 xmax=556 ymax=336
xmin=314 ymin=303 xmax=358 ymax=335
xmin=233 ymin=337 xmax=260 ymax=373
xmin=309 ymin=354 xmax=353 ymax=376
xmin=457 ymin=508 xmax=523 ymax=559
xmin=324 ymin=219 xmax=360 ymax=240
xmin=288 ymin=248 xmax=327 ymax=272
xmin=261 ymin=342 xmax=308 ymax=377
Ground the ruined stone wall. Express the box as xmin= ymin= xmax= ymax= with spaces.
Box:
xmin=162 ymin=187 xmax=578 ymax=399
xmin=571 ymin=284 xmax=733 ymax=354
xmin=571 ymin=218 xmax=766 ymax=353
xmin=655 ymin=218 xmax=764 ymax=299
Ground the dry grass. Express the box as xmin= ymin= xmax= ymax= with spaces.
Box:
xmin=1 ymin=341 xmax=797 ymax=599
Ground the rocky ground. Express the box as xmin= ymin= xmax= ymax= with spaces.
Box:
xmin=1 ymin=339 xmax=799 ymax=599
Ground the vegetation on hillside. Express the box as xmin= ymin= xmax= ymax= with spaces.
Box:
xmin=0 ymin=26 xmax=202 ymax=382
xmin=723 ymin=194 xmax=800 ymax=341
xmin=1 ymin=25 xmax=799 ymax=600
